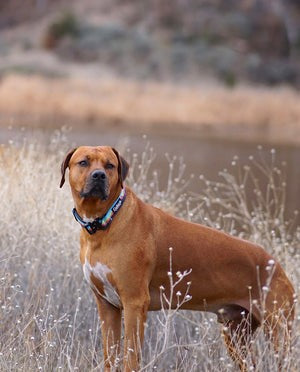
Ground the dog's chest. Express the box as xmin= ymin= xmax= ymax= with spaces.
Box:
xmin=83 ymin=258 xmax=121 ymax=308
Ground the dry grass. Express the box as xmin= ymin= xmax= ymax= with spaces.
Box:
xmin=1 ymin=74 xmax=300 ymax=144
xmin=0 ymin=133 xmax=299 ymax=371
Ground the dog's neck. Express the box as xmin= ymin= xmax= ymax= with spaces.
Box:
xmin=73 ymin=185 xmax=124 ymax=221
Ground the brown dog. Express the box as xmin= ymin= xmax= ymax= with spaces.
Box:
xmin=60 ymin=146 xmax=295 ymax=371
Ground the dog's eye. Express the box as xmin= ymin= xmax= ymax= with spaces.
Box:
xmin=105 ymin=163 xmax=115 ymax=170
xmin=78 ymin=160 xmax=88 ymax=167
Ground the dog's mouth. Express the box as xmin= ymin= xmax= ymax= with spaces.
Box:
xmin=80 ymin=180 xmax=109 ymax=201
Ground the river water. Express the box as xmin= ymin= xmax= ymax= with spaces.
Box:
xmin=1 ymin=125 xmax=299 ymax=222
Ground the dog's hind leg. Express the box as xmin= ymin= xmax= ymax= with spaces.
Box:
xmin=218 ymin=305 xmax=260 ymax=371
xmin=262 ymin=268 xmax=295 ymax=369
xmin=263 ymin=295 xmax=295 ymax=369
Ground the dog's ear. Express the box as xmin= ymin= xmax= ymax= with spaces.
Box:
xmin=60 ymin=147 xmax=77 ymax=188
xmin=112 ymin=148 xmax=129 ymax=187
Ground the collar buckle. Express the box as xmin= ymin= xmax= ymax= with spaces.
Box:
xmin=72 ymin=188 xmax=126 ymax=235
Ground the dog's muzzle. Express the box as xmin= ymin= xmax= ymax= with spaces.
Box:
xmin=80 ymin=170 xmax=109 ymax=200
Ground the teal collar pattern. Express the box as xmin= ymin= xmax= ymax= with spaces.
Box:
xmin=72 ymin=188 xmax=126 ymax=234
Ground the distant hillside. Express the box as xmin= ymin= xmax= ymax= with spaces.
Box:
xmin=1 ymin=0 xmax=300 ymax=86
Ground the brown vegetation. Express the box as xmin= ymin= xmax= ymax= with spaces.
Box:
xmin=0 ymin=137 xmax=299 ymax=371
xmin=0 ymin=74 xmax=300 ymax=144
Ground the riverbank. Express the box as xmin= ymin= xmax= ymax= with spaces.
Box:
xmin=1 ymin=74 xmax=300 ymax=145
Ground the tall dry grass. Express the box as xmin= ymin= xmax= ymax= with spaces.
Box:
xmin=0 ymin=132 xmax=299 ymax=371
xmin=1 ymin=74 xmax=300 ymax=144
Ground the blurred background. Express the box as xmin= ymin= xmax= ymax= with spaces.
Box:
xmin=0 ymin=0 xmax=299 ymax=216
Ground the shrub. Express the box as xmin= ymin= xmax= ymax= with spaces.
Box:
xmin=42 ymin=12 xmax=79 ymax=49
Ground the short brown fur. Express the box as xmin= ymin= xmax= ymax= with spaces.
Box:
xmin=61 ymin=146 xmax=295 ymax=371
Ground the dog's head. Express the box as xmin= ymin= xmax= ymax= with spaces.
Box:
xmin=60 ymin=146 xmax=129 ymax=202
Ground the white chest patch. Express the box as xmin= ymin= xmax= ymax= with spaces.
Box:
xmin=83 ymin=259 xmax=121 ymax=308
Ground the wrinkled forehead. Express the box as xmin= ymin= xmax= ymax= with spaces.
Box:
xmin=71 ymin=146 xmax=117 ymax=164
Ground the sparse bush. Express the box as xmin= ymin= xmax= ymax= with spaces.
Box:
xmin=0 ymin=131 xmax=299 ymax=371
xmin=42 ymin=12 xmax=79 ymax=49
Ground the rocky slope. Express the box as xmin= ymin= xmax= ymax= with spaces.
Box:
xmin=1 ymin=0 xmax=300 ymax=86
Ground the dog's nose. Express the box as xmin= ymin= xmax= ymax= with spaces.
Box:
xmin=91 ymin=170 xmax=106 ymax=180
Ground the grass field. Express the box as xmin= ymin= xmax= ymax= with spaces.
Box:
xmin=1 ymin=74 xmax=300 ymax=144
xmin=0 ymin=133 xmax=299 ymax=371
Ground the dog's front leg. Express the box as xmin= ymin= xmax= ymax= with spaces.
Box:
xmin=123 ymin=295 xmax=150 ymax=372
xmin=94 ymin=294 xmax=122 ymax=371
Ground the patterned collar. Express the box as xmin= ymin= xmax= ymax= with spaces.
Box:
xmin=72 ymin=188 xmax=126 ymax=234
